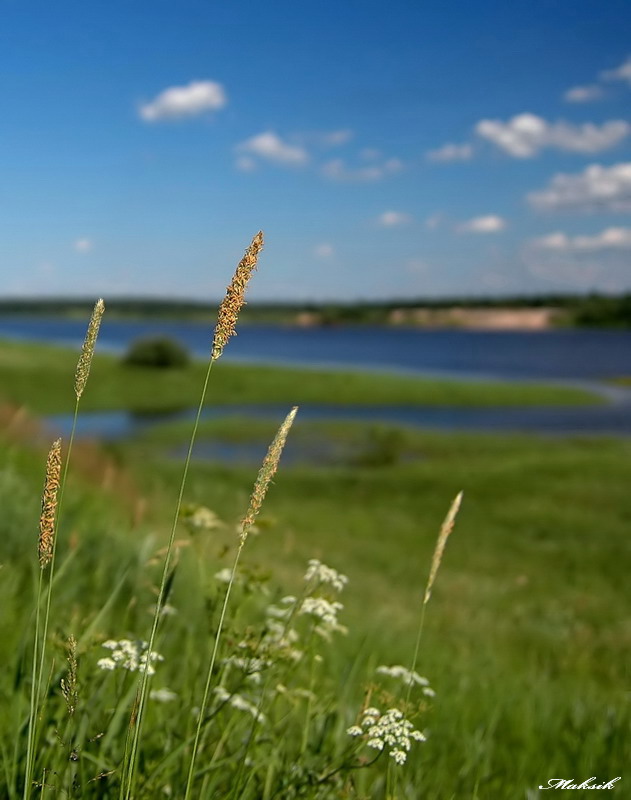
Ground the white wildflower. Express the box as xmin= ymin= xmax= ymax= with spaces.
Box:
xmin=97 ymin=639 xmax=163 ymax=675
xmin=214 ymin=568 xmax=234 ymax=584
xmin=304 ymin=559 xmax=348 ymax=592
xmin=189 ymin=506 xmax=222 ymax=531
xmin=347 ymin=706 xmax=426 ymax=765
xmin=299 ymin=597 xmax=343 ymax=627
xmin=161 ymin=604 xmax=178 ymax=617
xmin=150 ymin=687 xmax=178 ymax=702
xmin=376 ymin=665 xmax=431 ymax=688
xmin=391 ymin=749 xmax=407 ymax=765
xmin=212 ymin=687 xmax=266 ymax=723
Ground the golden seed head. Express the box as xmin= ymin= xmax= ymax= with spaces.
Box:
xmin=424 ymin=491 xmax=463 ymax=605
xmin=61 ymin=635 xmax=78 ymax=716
xmin=211 ymin=232 xmax=263 ymax=360
xmin=240 ymin=406 xmax=298 ymax=543
xmin=75 ymin=298 xmax=105 ymax=399
xmin=39 ymin=438 xmax=62 ymax=568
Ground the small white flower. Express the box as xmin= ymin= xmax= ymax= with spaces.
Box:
xmin=214 ymin=568 xmax=234 ymax=584
xmin=212 ymin=687 xmax=266 ymax=723
xmin=299 ymin=597 xmax=343 ymax=627
xmin=391 ymin=749 xmax=407 ymax=765
xmin=98 ymin=639 xmax=163 ymax=675
xmin=377 ymin=665 xmax=431 ymax=688
xmin=348 ymin=706 xmax=426 ymax=765
xmin=189 ymin=506 xmax=222 ymax=531
xmin=304 ymin=559 xmax=349 ymax=592
xmin=150 ymin=687 xmax=178 ymax=703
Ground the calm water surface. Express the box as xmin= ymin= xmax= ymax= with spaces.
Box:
xmin=3 ymin=317 xmax=631 ymax=442
xmin=2 ymin=316 xmax=631 ymax=380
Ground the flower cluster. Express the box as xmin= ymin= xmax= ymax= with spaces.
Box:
xmin=299 ymin=596 xmax=347 ymax=640
xmin=376 ymin=665 xmax=435 ymax=696
xmin=183 ymin=504 xmax=223 ymax=533
xmin=213 ymin=686 xmax=266 ymax=724
xmin=300 ymin=560 xmax=349 ymax=639
xmin=304 ymin=559 xmax=349 ymax=592
xmin=347 ymin=707 xmax=426 ymax=765
xmin=97 ymin=639 xmax=164 ymax=675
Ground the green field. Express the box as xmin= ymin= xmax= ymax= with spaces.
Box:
xmin=0 ymin=338 xmax=628 ymax=798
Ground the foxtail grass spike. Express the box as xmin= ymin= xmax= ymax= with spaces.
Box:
xmin=38 ymin=438 xmax=62 ymax=568
xmin=240 ymin=406 xmax=298 ymax=542
xmin=211 ymin=231 xmax=263 ymax=360
xmin=424 ymin=491 xmax=463 ymax=604
xmin=75 ymin=298 xmax=105 ymax=399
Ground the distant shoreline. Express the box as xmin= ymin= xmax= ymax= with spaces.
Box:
xmin=1 ymin=293 xmax=631 ymax=329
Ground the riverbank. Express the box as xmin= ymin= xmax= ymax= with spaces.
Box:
xmin=0 ymin=339 xmax=601 ymax=415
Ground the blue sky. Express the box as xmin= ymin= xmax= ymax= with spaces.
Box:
xmin=1 ymin=0 xmax=631 ymax=301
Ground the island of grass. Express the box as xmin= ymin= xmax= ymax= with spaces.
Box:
xmin=0 ymin=339 xmax=603 ymax=414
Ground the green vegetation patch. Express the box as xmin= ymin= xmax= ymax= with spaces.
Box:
xmin=0 ymin=339 xmax=602 ymax=414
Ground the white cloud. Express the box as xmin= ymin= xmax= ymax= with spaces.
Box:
xmin=314 ymin=243 xmax=334 ymax=258
xmin=321 ymin=156 xmax=402 ymax=182
xmin=236 ymin=131 xmax=309 ymax=167
xmin=601 ymin=56 xmax=631 ymax=85
xmin=458 ymin=215 xmax=506 ymax=233
xmin=73 ymin=238 xmax=93 ymax=253
xmin=424 ymin=212 xmax=444 ymax=230
xmin=378 ymin=210 xmax=412 ymax=227
xmin=475 ymin=113 xmax=629 ymax=157
xmin=320 ymin=129 xmax=353 ymax=146
xmin=532 ymin=227 xmax=631 ymax=252
xmin=528 ymin=162 xmax=631 ymax=213
xmin=360 ymin=147 xmax=380 ymax=161
xmin=139 ymin=80 xmax=227 ymax=121
xmin=563 ymin=85 xmax=603 ymax=103
xmin=426 ymin=142 xmax=473 ymax=162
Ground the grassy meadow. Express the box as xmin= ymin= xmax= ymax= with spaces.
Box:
xmin=0 ymin=325 xmax=629 ymax=797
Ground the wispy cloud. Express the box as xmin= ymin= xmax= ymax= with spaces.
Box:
xmin=319 ymin=129 xmax=354 ymax=146
xmin=313 ymin=243 xmax=334 ymax=258
xmin=528 ymin=162 xmax=631 ymax=213
xmin=601 ymin=56 xmax=631 ymax=85
xmin=532 ymin=227 xmax=631 ymax=252
xmin=235 ymin=131 xmax=309 ymax=167
xmin=563 ymin=85 xmax=603 ymax=103
xmin=424 ymin=212 xmax=444 ymax=230
xmin=426 ymin=142 xmax=473 ymax=163
xmin=457 ymin=215 xmax=506 ymax=233
xmin=321 ymin=156 xmax=402 ymax=182
xmin=476 ymin=113 xmax=629 ymax=157
xmin=377 ymin=210 xmax=412 ymax=227
xmin=139 ymin=80 xmax=227 ymax=121
xmin=73 ymin=238 xmax=93 ymax=253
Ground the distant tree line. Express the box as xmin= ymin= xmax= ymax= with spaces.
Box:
xmin=1 ymin=293 xmax=631 ymax=327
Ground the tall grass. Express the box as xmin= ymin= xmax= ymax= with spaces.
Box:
xmin=120 ymin=232 xmax=263 ymax=799
xmin=6 ymin=232 xmax=625 ymax=797
xmin=24 ymin=299 xmax=104 ymax=800
xmin=9 ymin=233 xmax=470 ymax=799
